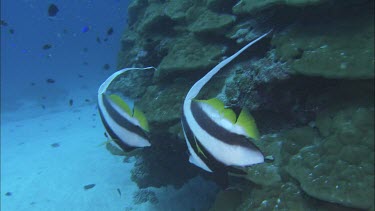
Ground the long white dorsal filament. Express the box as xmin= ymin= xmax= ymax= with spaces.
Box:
xmin=98 ymin=66 xmax=157 ymax=95
xmin=184 ymin=31 xmax=271 ymax=102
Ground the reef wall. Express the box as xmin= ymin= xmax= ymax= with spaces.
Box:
xmin=115 ymin=0 xmax=374 ymax=210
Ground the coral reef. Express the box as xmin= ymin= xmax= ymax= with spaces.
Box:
xmin=188 ymin=10 xmax=236 ymax=35
xmin=232 ymin=0 xmax=328 ymax=15
xmin=132 ymin=189 xmax=158 ymax=204
xmin=287 ymin=107 xmax=374 ymax=209
xmin=114 ymin=0 xmax=374 ymax=210
xmin=156 ymin=36 xmax=225 ymax=80
xmin=130 ymin=135 xmax=198 ymax=189
xmin=271 ymin=3 xmax=374 ymax=79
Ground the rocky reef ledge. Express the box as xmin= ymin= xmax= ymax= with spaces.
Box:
xmin=113 ymin=0 xmax=374 ymax=210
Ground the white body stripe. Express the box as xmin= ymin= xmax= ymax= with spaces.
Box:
xmin=198 ymin=102 xmax=248 ymax=136
xmin=183 ymin=32 xmax=270 ymax=170
xmin=106 ymin=96 xmax=141 ymax=128
xmin=99 ymin=95 xmax=151 ymax=147
xmin=186 ymin=113 xmax=263 ymax=166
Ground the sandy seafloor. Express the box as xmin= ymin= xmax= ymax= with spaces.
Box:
xmin=1 ymin=98 xmax=218 ymax=211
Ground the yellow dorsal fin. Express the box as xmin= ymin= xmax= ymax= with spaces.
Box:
xmin=196 ymin=98 xmax=236 ymax=124
xmin=108 ymin=94 xmax=133 ymax=116
xmin=236 ymin=108 xmax=260 ymax=140
xmin=133 ymin=106 xmax=150 ymax=132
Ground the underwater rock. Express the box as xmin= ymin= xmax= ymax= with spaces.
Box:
xmin=225 ymin=80 xmax=374 ymax=210
xmin=234 ymin=182 xmax=360 ymax=211
xmin=240 ymin=128 xmax=315 ymax=187
xmin=209 ymin=189 xmax=243 ymax=211
xmin=237 ymin=183 xmax=308 ymax=210
xmin=116 ymin=0 xmax=374 ymax=209
xmin=206 ymin=0 xmax=237 ymax=12
xmin=164 ymin=1 xmax=193 ymax=22
xmin=137 ymin=82 xmax=190 ymax=132
xmin=280 ymin=127 xmax=320 ymax=163
xmin=188 ymin=10 xmax=236 ymax=36
xmin=286 ymin=106 xmax=374 ymax=209
xmin=120 ymin=30 xmax=137 ymax=51
xmin=132 ymin=189 xmax=158 ymax=204
xmin=137 ymin=3 xmax=174 ymax=35
xmin=240 ymin=134 xmax=283 ymax=187
xmin=271 ymin=1 xmax=374 ymax=79
xmin=225 ymin=20 xmax=266 ymax=44
xmin=218 ymin=50 xmax=289 ymax=111
xmin=127 ymin=0 xmax=148 ymax=26
xmin=156 ymin=35 xmax=225 ymax=81
xmin=232 ymin=0 xmax=328 ymax=15
xmin=130 ymin=136 xmax=198 ymax=189
xmin=107 ymin=67 xmax=154 ymax=100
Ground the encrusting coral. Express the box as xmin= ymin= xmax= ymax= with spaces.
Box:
xmin=112 ymin=0 xmax=374 ymax=210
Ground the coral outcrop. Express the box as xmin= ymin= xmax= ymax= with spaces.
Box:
xmin=232 ymin=0 xmax=328 ymax=15
xmin=113 ymin=0 xmax=374 ymax=210
xmin=271 ymin=3 xmax=374 ymax=79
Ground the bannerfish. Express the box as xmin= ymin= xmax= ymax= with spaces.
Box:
xmin=97 ymin=67 xmax=156 ymax=151
xmin=181 ymin=31 xmax=271 ymax=173
xmin=48 ymin=4 xmax=59 ymax=17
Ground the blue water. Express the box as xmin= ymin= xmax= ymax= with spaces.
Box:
xmin=1 ymin=1 xmax=218 ymax=210
xmin=1 ymin=0 xmax=129 ymax=117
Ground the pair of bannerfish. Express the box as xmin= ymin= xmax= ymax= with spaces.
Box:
xmin=98 ymin=32 xmax=270 ymax=173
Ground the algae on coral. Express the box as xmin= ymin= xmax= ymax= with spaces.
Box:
xmin=116 ymin=0 xmax=374 ymax=210
xmin=271 ymin=1 xmax=374 ymax=79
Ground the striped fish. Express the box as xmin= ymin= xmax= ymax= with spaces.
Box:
xmin=181 ymin=32 xmax=271 ymax=172
xmin=98 ymin=67 xmax=156 ymax=151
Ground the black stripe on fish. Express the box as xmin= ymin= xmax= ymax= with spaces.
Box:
xmin=181 ymin=113 xmax=246 ymax=174
xmin=190 ymin=100 xmax=262 ymax=152
xmin=98 ymin=108 xmax=135 ymax=152
xmin=182 ymin=114 xmax=220 ymax=171
xmin=102 ymin=94 xmax=149 ymax=141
